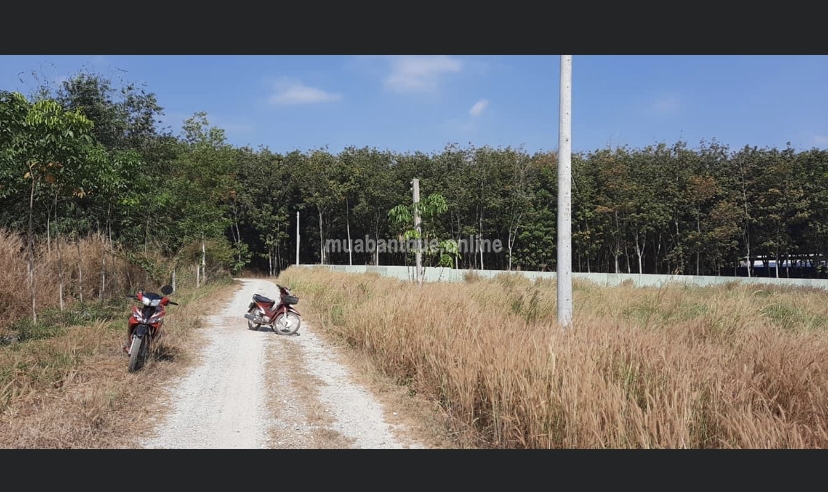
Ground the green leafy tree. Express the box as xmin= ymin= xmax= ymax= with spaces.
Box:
xmin=752 ymin=144 xmax=810 ymax=278
xmin=166 ymin=112 xmax=237 ymax=281
xmin=296 ymin=148 xmax=345 ymax=265
xmin=235 ymin=146 xmax=294 ymax=275
xmin=514 ymin=154 xmax=557 ymax=272
xmin=389 ymin=189 xmax=454 ymax=283
xmin=0 ymin=91 xmax=99 ymax=322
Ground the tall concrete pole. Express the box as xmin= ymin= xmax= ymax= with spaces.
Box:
xmin=412 ymin=178 xmax=422 ymax=286
xmin=557 ymin=55 xmax=573 ymax=329
xmin=296 ymin=211 xmax=300 ymax=267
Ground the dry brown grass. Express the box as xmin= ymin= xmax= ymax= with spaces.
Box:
xmin=4 ymin=221 xmax=827 ymax=449
xmin=0 ymin=230 xmax=238 ymax=448
xmin=0 ymin=230 xmax=176 ymax=335
xmin=277 ymin=267 xmax=828 ymax=448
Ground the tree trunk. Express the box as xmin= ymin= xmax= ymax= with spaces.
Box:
xmin=201 ymin=233 xmax=207 ymax=284
xmin=715 ymin=252 xmax=721 ymax=276
xmin=56 ymin=231 xmax=64 ymax=312
xmin=76 ymin=239 xmax=83 ymax=303
xmin=508 ymin=242 xmax=513 ymax=272
xmin=51 ymin=194 xmax=65 ymax=311
xmin=479 ymin=210 xmax=484 ymax=271
xmin=741 ymin=182 xmax=751 ymax=278
xmin=47 ymin=212 xmax=51 ymax=256
xmin=575 ymin=224 xmax=581 ymax=273
xmin=613 ymin=211 xmax=621 ymax=274
xmin=456 ymin=214 xmax=463 ymax=269
xmin=624 ymin=244 xmax=631 ymax=273
xmin=144 ymin=213 xmax=149 ymax=255
xmin=106 ymin=203 xmax=120 ymax=292
xmin=234 ymin=221 xmax=242 ymax=266
xmin=585 ymin=220 xmax=592 ymax=274
xmin=374 ymin=222 xmax=380 ymax=266
xmin=674 ymin=215 xmax=683 ymax=274
xmin=100 ymin=233 xmax=106 ymax=301
xmin=507 ymin=211 xmax=522 ymax=272
xmin=346 ymin=198 xmax=352 ymax=266
xmin=654 ymin=235 xmax=663 ymax=275
xmin=232 ymin=201 xmax=242 ymax=266
xmin=27 ymin=177 xmax=38 ymax=324
xmin=634 ymin=230 xmax=645 ymax=275
xmin=775 ymin=246 xmax=780 ymax=279
xmin=318 ymin=209 xmax=324 ymax=265
xmin=375 ymin=229 xmax=380 ymax=266
xmin=370 ymin=216 xmax=379 ymax=266
xmin=507 ymin=226 xmax=513 ymax=271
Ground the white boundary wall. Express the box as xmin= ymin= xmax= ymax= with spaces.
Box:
xmin=295 ymin=264 xmax=828 ymax=290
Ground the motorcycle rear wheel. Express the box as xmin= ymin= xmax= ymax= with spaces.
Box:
xmin=273 ymin=312 xmax=301 ymax=335
xmin=128 ymin=336 xmax=148 ymax=372
xmin=247 ymin=307 xmax=261 ymax=331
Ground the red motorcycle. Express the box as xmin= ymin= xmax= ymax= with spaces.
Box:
xmin=244 ymin=284 xmax=301 ymax=335
xmin=124 ymin=284 xmax=178 ymax=372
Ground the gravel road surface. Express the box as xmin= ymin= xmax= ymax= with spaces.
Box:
xmin=139 ymin=278 xmax=423 ymax=449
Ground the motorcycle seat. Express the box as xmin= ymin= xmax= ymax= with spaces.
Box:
xmin=253 ymin=294 xmax=276 ymax=304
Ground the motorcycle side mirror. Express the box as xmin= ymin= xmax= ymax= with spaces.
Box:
xmin=161 ymin=285 xmax=173 ymax=295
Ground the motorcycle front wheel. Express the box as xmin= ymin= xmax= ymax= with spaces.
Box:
xmin=247 ymin=307 xmax=261 ymax=331
xmin=273 ymin=312 xmax=301 ymax=335
xmin=128 ymin=335 xmax=148 ymax=372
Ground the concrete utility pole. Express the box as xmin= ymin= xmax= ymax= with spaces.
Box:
xmin=557 ymin=55 xmax=573 ymax=330
xmin=347 ymin=198 xmax=353 ymax=266
xmin=412 ymin=178 xmax=423 ymax=286
xmin=296 ymin=211 xmax=300 ymax=267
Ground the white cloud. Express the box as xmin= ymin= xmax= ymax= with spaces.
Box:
xmin=382 ymin=55 xmax=463 ymax=93
xmin=469 ymin=98 xmax=489 ymax=117
xmin=814 ymin=135 xmax=828 ymax=145
xmin=440 ymin=96 xmax=492 ymax=137
xmin=268 ymin=77 xmax=341 ymax=105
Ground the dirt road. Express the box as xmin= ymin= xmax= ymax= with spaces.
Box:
xmin=138 ymin=278 xmax=424 ymax=449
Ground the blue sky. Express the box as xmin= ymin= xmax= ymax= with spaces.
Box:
xmin=1 ymin=55 xmax=827 ymax=154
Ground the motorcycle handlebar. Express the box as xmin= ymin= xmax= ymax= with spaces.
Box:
xmin=125 ymin=294 xmax=177 ymax=306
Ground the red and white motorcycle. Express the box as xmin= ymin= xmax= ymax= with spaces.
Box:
xmin=244 ymin=284 xmax=301 ymax=335
xmin=124 ymin=285 xmax=177 ymax=372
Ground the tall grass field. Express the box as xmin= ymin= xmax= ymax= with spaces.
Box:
xmin=278 ymin=267 xmax=828 ymax=448
xmin=2 ymin=226 xmax=827 ymax=448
